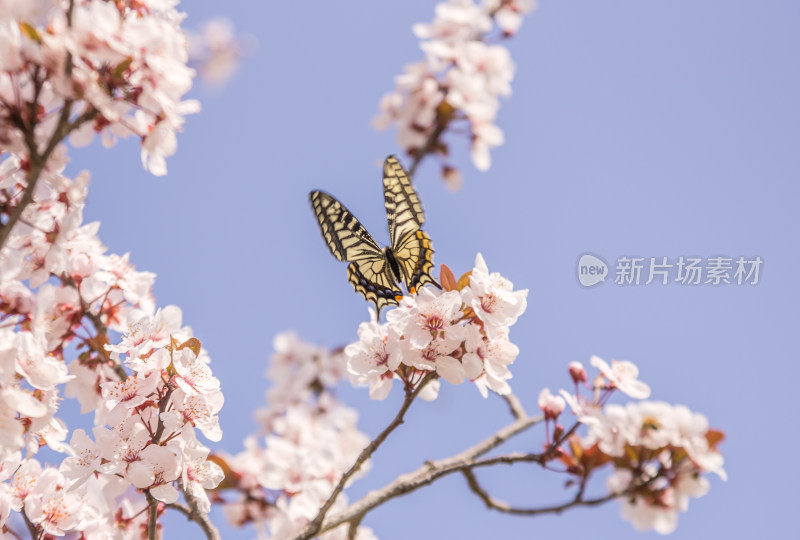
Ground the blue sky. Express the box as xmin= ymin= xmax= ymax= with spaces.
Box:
xmin=70 ymin=1 xmax=798 ymax=538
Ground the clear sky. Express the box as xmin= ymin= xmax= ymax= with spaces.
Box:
xmin=70 ymin=1 xmax=798 ymax=538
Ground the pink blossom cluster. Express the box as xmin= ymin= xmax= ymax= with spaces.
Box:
xmin=553 ymin=357 xmax=726 ymax=535
xmin=373 ymin=0 xmax=535 ymax=188
xmin=346 ymin=253 xmax=528 ymax=400
xmin=0 ymin=0 xmax=199 ymax=175
xmin=217 ymin=333 xmax=376 ymax=540
xmin=0 ymin=157 xmax=224 ymax=534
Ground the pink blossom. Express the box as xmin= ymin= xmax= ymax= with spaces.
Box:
xmin=590 ymin=356 xmax=651 ymax=399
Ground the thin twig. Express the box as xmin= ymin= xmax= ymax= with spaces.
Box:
xmin=501 ymin=393 xmax=527 ymax=420
xmin=297 ymin=374 xmax=434 ymax=540
xmin=461 ymin=468 xmax=619 ymax=516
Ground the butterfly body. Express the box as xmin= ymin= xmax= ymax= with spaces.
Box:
xmin=310 ymin=156 xmax=440 ymax=318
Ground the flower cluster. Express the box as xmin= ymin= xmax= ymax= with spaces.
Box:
xmin=0 ymin=155 xmax=224 ymax=534
xmin=553 ymin=358 xmax=726 ymax=535
xmin=346 ymin=253 xmax=528 ymax=400
xmin=373 ymin=0 xmax=535 ymax=188
xmin=215 ymin=333 xmax=376 ymax=540
xmin=0 ymin=0 xmax=199 ymax=175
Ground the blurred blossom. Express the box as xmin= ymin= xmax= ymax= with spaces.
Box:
xmin=374 ymin=0 xmax=535 ymax=186
xmin=188 ymin=17 xmax=257 ymax=87
xmin=0 ymin=0 xmax=201 ymax=176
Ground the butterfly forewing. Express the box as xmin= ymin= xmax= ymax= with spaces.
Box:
xmin=383 ymin=156 xmax=425 ymax=249
xmin=310 ymin=191 xmax=382 ymax=262
xmin=310 ymin=190 xmax=403 ymax=316
xmin=382 ymin=156 xmax=440 ymax=293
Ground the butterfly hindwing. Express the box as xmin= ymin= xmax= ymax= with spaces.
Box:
xmin=393 ymin=228 xmax=438 ymax=294
xmin=347 ymin=262 xmax=402 ymax=317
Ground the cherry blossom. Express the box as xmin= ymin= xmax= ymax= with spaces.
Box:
xmin=590 ymin=355 xmax=652 ymax=399
xmin=462 ymin=252 xmax=528 ymax=330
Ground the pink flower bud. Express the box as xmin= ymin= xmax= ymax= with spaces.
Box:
xmin=568 ymin=361 xmax=587 ymax=384
xmin=538 ymin=388 xmax=565 ymax=420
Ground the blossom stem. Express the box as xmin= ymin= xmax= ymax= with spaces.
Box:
xmin=297 ymin=373 xmax=435 ymax=540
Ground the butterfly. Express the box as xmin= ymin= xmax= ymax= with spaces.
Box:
xmin=309 ymin=156 xmax=440 ymax=318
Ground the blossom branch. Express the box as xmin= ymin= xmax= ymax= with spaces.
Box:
xmin=313 ymin=405 xmax=542 ymax=536
xmin=59 ymin=275 xmax=128 ymax=382
xmin=298 ymin=373 xmax=435 ymax=540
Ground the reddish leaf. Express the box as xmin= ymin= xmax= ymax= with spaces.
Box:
xmin=206 ymin=454 xmax=239 ymax=490
xmin=706 ymin=429 xmax=725 ymax=449
xmin=177 ymin=337 xmax=202 ymax=356
xmin=439 ymin=264 xmax=457 ymax=291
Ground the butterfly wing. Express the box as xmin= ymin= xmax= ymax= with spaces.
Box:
xmin=392 ymin=228 xmax=439 ymax=294
xmin=309 ymin=190 xmax=403 ymax=315
xmin=383 ymin=156 xmax=425 ymax=249
xmin=382 ymin=156 xmax=440 ymax=293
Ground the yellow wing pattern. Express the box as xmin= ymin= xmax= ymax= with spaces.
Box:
xmin=309 ymin=156 xmax=440 ymax=318
xmin=382 ymin=156 xmax=438 ymax=295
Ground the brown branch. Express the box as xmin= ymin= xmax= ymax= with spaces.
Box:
xmin=501 ymin=393 xmax=527 ymax=420
xmin=461 ymin=468 xmax=619 ymax=516
xmin=297 ymin=374 xmax=435 ymax=540
xmin=21 ymin=508 xmax=40 ymax=539
xmin=146 ymin=492 xmax=158 ymax=540
xmin=311 ymin=408 xmax=542 ymax=536
xmin=171 ymin=483 xmax=222 ymax=540
xmin=408 ymin=121 xmax=448 ymax=178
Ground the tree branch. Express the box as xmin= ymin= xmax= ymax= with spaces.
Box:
xmin=501 ymin=393 xmax=527 ymax=420
xmin=312 ymin=407 xmax=542 ymax=536
xmin=171 ymin=485 xmax=222 ymax=540
xmin=147 ymin=493 xmax=158 ymax=540
xmin=297 ymin=373 xmax=434 ymax=539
